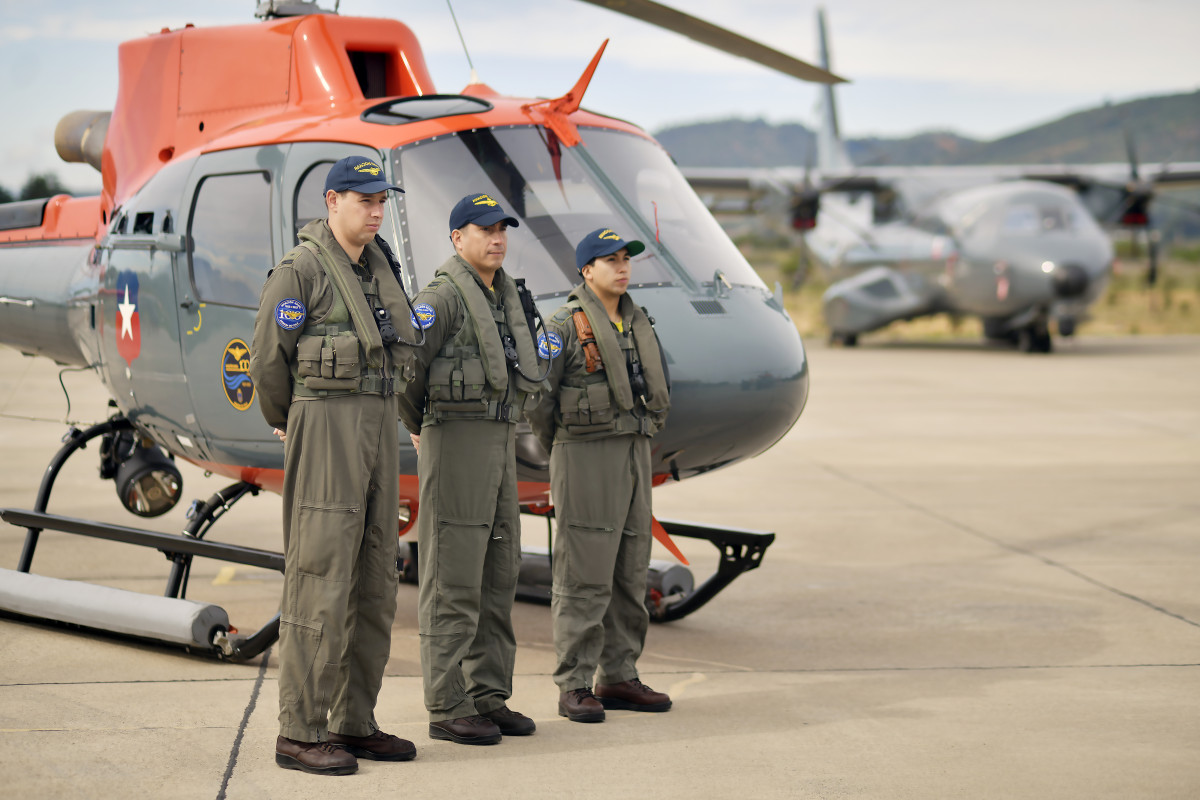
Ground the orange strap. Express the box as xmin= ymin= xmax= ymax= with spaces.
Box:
xmin=572 ymin=310 xmax=603 ymax=373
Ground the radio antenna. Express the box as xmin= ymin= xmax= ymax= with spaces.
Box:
xmin=445 ymin=0 xmax=480 ymax=84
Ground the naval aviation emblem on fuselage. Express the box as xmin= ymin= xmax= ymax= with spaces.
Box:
xmin=222 ymin=338 xmax=255 ymax=411
xmin=115 ymin=271 xmax=141 ymax=365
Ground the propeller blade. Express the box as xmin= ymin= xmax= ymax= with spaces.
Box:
xmin=1124 ymin=127 xmax=1140 ymax=181
xmin=578 ymin=0 xmax=846 ymax=84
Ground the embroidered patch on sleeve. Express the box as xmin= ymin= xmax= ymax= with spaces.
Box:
xmin=274 ymin=299 xmax=306 ymax=330
xmin=537 ymin=331 xmax=563 ymax=360
xmin=411 ymin=302 xmax=436 ymax=330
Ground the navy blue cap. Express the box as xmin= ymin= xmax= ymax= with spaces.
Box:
xmin=575 ymin=228 xmax=645 ymax=272
xmin=449 ymin=193 xmax=520 ymax=231
xmin=324 ymin=156 xmax=404 ymax=195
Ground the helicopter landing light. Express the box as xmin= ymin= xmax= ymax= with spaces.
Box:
xmin=1042 ymin=261 xmax=1055 ymax=273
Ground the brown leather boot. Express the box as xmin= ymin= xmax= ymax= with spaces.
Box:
xmin=327 ymin=729 xmax=416 ymax=761
xmin=594 ymin=678 xmax=672 ymax=712
xmin=479 ymin=705 xmax=536 ymax=736
xmin=428 ymin=715 xmax=502 ymax=745
xmin=558 ymin=688 xmax=606 ymax=723
xmin=275 ymin=736 xmax=358 ymax=775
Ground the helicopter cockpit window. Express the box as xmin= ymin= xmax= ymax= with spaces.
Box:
xmin=294 ymin=162 xmax=334 ymax=242
xmin=578 ymin=127 xmax=766 ymax=290
xmin=392 ymin=125 xmax=767 ymax=297
xmin=188 ymin=171 xmax=273 ymax=308
xmin=362 ymin=95 xmax=494 ymax=125
xmin=392 ymin=126 xmax=676 ymax=297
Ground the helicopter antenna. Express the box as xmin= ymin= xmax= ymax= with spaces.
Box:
xmin=446 ymin=0 xmax=480 ymax=84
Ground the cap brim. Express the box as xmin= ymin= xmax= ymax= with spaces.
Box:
xmin=471 ymin=209 xmax=520 ymax=228
xmin=624 ymin=240 xmax=645 ymax=257
xmin=344 ymin=180 xmax=405 ymax=194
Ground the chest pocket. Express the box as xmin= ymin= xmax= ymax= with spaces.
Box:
xmin=559 ymin=381 xmax=615 ymax=432
xmin=428 ymin=355 xmax=487 ymax=402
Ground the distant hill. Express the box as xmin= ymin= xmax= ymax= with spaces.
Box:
xmin=654 ymin=90 xmax=1200 ymax=167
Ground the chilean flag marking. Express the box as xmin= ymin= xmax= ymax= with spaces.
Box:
xmin=116 ymin=271 xmax=141 ymax=365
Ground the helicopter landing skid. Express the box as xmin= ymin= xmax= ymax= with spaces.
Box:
xmin=0 ymin=417 xmax=279 ymax=662
xmin=650 ymin=518 xmax=775 ymax=621
xmin=490 ymin=510 xmax=776 ymax=622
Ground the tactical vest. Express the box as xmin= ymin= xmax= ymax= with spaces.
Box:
xmin=289 ymin=241 xmax=401 ymax=398
xmin=424 ymin=267 xmax=543 ymax=424
xmin=551 ymin=296 xmax=669 ymax=438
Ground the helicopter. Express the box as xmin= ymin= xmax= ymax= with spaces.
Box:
xmin=0 ymin=1 xmax=837 ymax=660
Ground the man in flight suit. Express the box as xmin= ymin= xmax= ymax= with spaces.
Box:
xmin=527 ymin=227 xmax=672 ymax=723
xmin=399 ymin=193 xmax=543 ymax=745
xmin=250 ymin=155 xmax=416 ymax=775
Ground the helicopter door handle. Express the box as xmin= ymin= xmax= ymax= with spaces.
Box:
xmin=180 ymin=299 xmax=194 ymax=309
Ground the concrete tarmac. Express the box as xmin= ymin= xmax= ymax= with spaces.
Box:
xmin=0 ymin=336 xmax=1197 ymax=799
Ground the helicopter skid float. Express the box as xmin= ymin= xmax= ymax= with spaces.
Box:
xmin=0 ymin=3 xmax=822 ymax=658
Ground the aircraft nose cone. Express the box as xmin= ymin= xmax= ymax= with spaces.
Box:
xmin=1052 ymin=263 xmax=1090 ymax=298
xmin=652 ymin=289 xmax=809 ymax=479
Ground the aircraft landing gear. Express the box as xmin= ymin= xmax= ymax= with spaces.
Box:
xmin=0 ymin=415 xmax=282 ymax=662
xmin=830 ymin=331 xmax=858 ymax=347
xmin=1018 ymin=320 xmax=1053 ymax=354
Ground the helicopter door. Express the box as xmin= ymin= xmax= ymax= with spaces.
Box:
xmin=278 ymin=143 xmax=400 ymax=260
xmin=175 ymin=146 xmax=286 ymax=467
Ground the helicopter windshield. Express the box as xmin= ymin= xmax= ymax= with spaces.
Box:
xmin=391 ymin=126 xmax=764 ymax=297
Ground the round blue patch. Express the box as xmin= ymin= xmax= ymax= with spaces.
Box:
xmin=537 ymin=331 xmax=563 ymax=360
xmin=411 ymin=302 xmax=436 ymax=330
xmin=274 ymin=298 xmax=306 ymax=330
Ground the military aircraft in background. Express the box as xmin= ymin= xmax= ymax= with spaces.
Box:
xmin=683 ymin=10 xmax=1200 ymax=353
xmin=0 ymin=1 xmax=842 ymax=659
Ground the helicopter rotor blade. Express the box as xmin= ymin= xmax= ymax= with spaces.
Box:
xmin=577 ymin=0 xmax=847 ymax=84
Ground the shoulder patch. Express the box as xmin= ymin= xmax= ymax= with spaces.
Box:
xmin=537 ymin=331 xmax=563 ymax=360
xmin=411 ymin=302 xmax=436 ymax=330
xmin=550 ymin=307 xmax=574 ymax=326
xmin=274 ymin=298 xmax=306 ymax=330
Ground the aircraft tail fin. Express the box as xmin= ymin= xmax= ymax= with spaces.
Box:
xmin=815 ymin=9 xmax=853 ymax=171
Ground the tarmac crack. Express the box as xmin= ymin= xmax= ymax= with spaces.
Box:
xmin=817 ymin=463 xmax=1200 ymax=631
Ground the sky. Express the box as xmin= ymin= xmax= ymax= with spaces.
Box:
xmin=1 ymin=0 xmax=1198 ymax=193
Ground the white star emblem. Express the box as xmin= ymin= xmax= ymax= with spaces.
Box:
xmin=118 ymin=284 xmax=135 ymax=340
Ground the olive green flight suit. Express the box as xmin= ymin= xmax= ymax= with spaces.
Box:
xmin=249 ymin=219 xmax=413 ymax=742
xmin=398 ymin=254 xmax=543 ymax=721
xmin=526 ymin=283 xmax=670 ymax=692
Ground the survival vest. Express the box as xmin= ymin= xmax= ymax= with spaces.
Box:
xmin=423 ymin=256 xmax=544 ymax=423
xmin=551 ymin=285 xmax=669 ymax=438
xmin=289 ymin=237 xmax=409 ymax=398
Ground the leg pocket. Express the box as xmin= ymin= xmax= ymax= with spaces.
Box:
xmin=294 ymin=502 xmax=360 ymax=580
xmin=561 ymin=522 xmax=619 ymax=587
xmin=436 ymin=520 xmax=491 ymax=589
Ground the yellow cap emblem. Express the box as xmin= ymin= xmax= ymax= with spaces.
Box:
xmin=354 ymin=161 xmax=382 ymax=176
xmin=598 ymin=229 xmax=621 ymax=241
xmin=472 ymin=194 xmax=498 ymax=207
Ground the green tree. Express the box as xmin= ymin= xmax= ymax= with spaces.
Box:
xmin=0 ymin=184 xmax=13 ymax=204
xmin=19 ymin=173 xmax=70 ymax=201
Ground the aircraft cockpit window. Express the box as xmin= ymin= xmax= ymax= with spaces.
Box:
xmin=362 ymin=95 xmax=494 ymax=125
xmin=187 ymin=171 xmax=273 ymax=308
xmin=1001 ymin=203 xmax=1076 ymax=234
xmin=578 ymin=128 xmax=766 ymax=291
xmin=294 ymin=162 xmax=334 ymax=242
xmin=392 ymin=126 xmax=676 ymax=297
